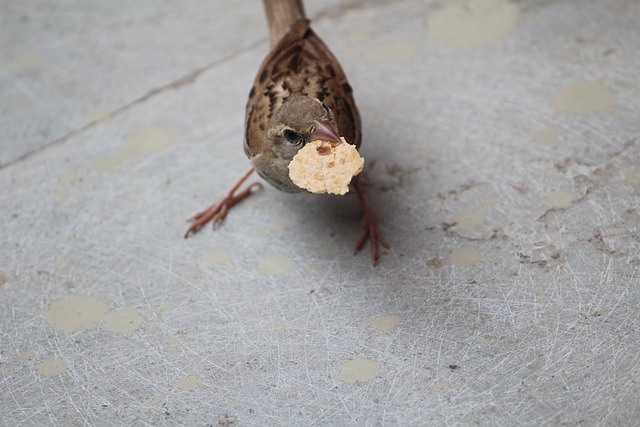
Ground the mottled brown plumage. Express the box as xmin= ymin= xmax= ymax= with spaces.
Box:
xmin=244 ymin=19 xmax=360 ymax=192
xmin=185 ymin=5 xmax=388 ymax=265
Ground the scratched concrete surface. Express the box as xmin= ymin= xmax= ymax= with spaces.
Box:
xmin=1 ymin=0 xmax=639 ymax=425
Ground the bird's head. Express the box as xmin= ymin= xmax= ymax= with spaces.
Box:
xmin=256 ymin=95 xmax=342 ymax=192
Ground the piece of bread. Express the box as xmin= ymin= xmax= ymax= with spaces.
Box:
xmin=288 ymin=138 xmax=364 ymax=195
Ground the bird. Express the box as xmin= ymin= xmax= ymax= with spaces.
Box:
xmin=185 ymin=0 xmax=388 ymax=265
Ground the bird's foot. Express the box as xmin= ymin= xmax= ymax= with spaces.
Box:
xmin=353 ymin=177 xmax=389 ymax=266
xmin=184 ymin=167 xmax=260 ymax=238
xmin=354 ymin=207 xmax=390 ymax=266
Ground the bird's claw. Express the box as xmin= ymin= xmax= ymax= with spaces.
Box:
xmin=354 ymin=210 xmax=390 ymax=266
xmin=353 ymin=177 xmax=389 ymax=266
xmin=184 ymin=167 xmax=260 ymax=238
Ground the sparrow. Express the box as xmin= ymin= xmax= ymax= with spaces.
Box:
xmin=185 ymin=1 xmax=388 ymax=265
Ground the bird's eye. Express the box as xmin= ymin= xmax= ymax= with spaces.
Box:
xmin=283 ymin=129 xmax=300 ymax=144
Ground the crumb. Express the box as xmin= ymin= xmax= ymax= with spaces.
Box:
xmin=288 ymin=138 xmax=364 ymax=195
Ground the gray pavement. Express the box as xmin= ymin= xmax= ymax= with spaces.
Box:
xmin=1 ymin=0 xmax=639 ymax=425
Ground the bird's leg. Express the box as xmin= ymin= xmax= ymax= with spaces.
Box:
xmin=353 ymin=176 xmax=390 ymax=266
xmin=184 ymin=166 xmax=261 ymax=238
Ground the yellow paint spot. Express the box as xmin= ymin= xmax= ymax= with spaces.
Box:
xmin=125 ymin=126 xmax=175 ymax=155
xmin=257 ymin=220 xmax=286 ymax=236
xmin=453 ymin=211 xmax=486 ymax=229
xmin=449 ymin=247 xmax=481 ymax=266
xmin=544 ymin=189 xmax=576 ymax=208
xmin=19 ymin=351 xmax=34 ymax=361
xmin=178 ymin=375 xmax=202 ymax=391
xmin=534 ymin=287 xmax=547 ymax=302
xmin=274 ymin=324 xmax=286 ymax=333
xmin=483 ymin=196 xmax=498 ymax=206
xmin=320 ymin=244 xmax=334 ymax=255
xmin=338 ymin=359 xmax=379 ymax=383
xmin=36 ymin=359 xmax=68 ymax=377
xmin=428 ymin=0 xmax=520 ymax=48
xmin=205 ymin=250 xmax=230 ymax=265
xmin=477 ymin=335 xmax=490 ymax=343
xmin=164 ymin=336 xmax=178 ymax=346
xmin=55 ymin=188 xmax=70 ymax=200
xmin=554 ymin=80 xmax=613 ymax=114
xmin=4 ymin=367 xmax=16 ymax=376
xmin=44 ymin=295 xmax=107 ymax=332
xmin=9 ymin=100 xmax=26 ymax=115
xmin=546 ymin=305 xmax=562 ymax=314
xmin=95 ymin=126 xmax=175 ymax=171
xmin=145 ymin=395 xmax=162 ymax=405
xmin=532 ymin=380 xmax=545 ymax=389
xmin=533 ymin=127 xmax=558 ymax=145
xmin=625 ymin=167 xmax=640 ymax=185
xmin=67 ymin=81 xmax=90 ymax=95
xmin=426 ymin=256 xmax=446 ymax=269
xmin=348 ymin=30 xmax=368 ymax=43
xmin=103 ymin=309 xmax=143 ymax=334
xmin=94 ymin=154 xmax=126 ymax=171
xmin=371 ymin=315 xmax=401 ymax=332
xmin=340 ymin=47 xmax=357 ymax=60
xmin=258 ymin=255 xmax=292 ymax=276
xmin=58 ymin=169 xmax=78 ymax=184
xmin=14 ymin=53 xmax=40 ymax=70
xmin=365 ymin=42 xmax=419 ymax=62
xmin=54 ymin=259 xmax=70 ymax=270
xmin=432 ymin=381 xmax=452 ymax=392
xmin=375 ymin=103 xmax=392 ymax=117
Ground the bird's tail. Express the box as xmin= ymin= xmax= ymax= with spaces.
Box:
xmin=262 ymin=0 xmax=307 ymax=47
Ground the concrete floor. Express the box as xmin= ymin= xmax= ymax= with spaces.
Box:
xmin=1 ymin=0 xmax=639 ymax=425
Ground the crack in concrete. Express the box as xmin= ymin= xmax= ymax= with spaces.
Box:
xmin=443 ymin=227 xmax=509 ymax=242
xmin=536 ymin=188 xmax=591 ymax=222
xmin=1 ymin=1 xmax=405 ymax=172
xmin=536 ymin=138 xmax=636 ymax=222
xmin=555 ymin=139 xmax=638 ymax=173
xmin=0 ymin=38 xmax=265 ymax=171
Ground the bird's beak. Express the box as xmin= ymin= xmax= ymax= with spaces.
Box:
xmin=311 ymin=120 xmax=342 ymax=143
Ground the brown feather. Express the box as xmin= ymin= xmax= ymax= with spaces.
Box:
xmin=244 ymin=20 xmax=361 ymax=161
